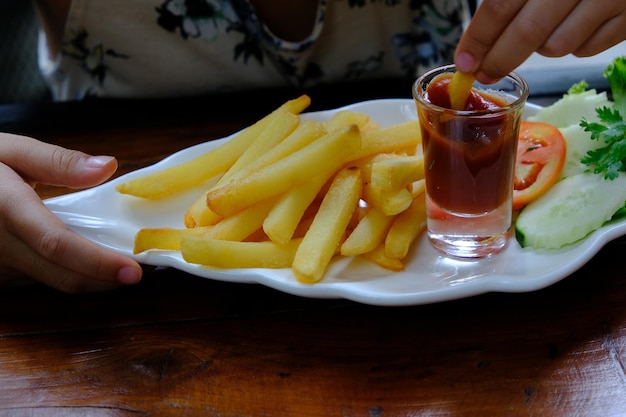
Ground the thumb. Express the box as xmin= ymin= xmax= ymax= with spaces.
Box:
xmin=0 ymin=133 xmax=118 ymax=188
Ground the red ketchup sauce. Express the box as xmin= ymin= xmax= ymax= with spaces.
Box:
xmin=419 ymin=74 xmax=520 ymax=215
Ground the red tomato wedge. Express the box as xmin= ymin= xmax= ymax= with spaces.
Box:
xmin=513 ymin=121 xmax=566 ymax=210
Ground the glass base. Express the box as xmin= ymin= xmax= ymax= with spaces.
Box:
xmin=428 ymin=231 xmax=509 ymax=258
xmin=425 ymin=194 xmax=512 ymax=258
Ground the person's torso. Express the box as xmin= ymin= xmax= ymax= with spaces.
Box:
xmin=39 ymin=0 xmax=470 ymax=100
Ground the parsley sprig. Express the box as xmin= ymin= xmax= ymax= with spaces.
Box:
xmin=580 ymin=56 xmax=626 ymax=180
xmin=581 ymin=107 xmax=626 ymax=179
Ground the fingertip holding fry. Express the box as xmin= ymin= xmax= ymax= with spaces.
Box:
xmin=454 ymin=51 xmax=476 ymax=74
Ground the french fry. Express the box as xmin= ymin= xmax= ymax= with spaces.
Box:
xmin=263 ymin=173 xmax=329 ymax=245
xmin=207 ymin=124 xmax=361 ymax=217
xmin=136 ymin=198 xmax=275 ymax=253
xmin=449 ymin=71 xmax=475 ymax=110
xmin=124 ymin=95 xmax=430 ymax=285
xmin=116 ymin=95 xmax=311 ymax=199
xmin=181 ymin=237 xmax=302 ymax=269
xmin=184 ymin=113 xmax=325 ymax=227
xmin=353 ymin=152 xmax=397 ymax=178
xmin=292 ymin=167 xmax=362 ymax=284
xmin=324 ymin=110 xmax=372 ymax=132
xmin=355 ymin=153 xmax=422 ymax=216
xmin=202 ymin=198 xmax=276 ymax=241
xmin=362 ymin=244 xmax=405 ymax=271
xmin=385 ymin=192 xmax=427 ymax=260
xmin=371 ymin=154 xmax=425 ymax=191
xmin=183 ymin=110 xmax=304 ymax=227
xmin=279 ymin=94 xmax=312 ymax=114
xmin=134 ymin=227 xmax=210 ymax=254
xmin=349 ymin=120 xmax=421 ymax=161
xmin=340 ymin=207 xmax=394 ymax=256
xmin=220 ymin=110 xmax=300 ymax=181
xmin=412 ymin=179 xmax=426 ymax=196
xmin=291 ymin=211 xmax=317 ymax=239
xmin=226 ymin=119 xmax=326 ymax=183
xmin=184 ymin=192 xmax=223 ymax=228
xmin=243 ymin=228 xmax=269 ymax=243
xmin=363 ymin=182 xmax=413 ymax=216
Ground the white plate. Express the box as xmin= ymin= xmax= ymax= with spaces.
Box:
xmin=44 ymin=99 xmax=626 ymax=306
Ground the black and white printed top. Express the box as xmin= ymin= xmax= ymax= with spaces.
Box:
xmin=38 ymin=0 xmax=470 ymax=101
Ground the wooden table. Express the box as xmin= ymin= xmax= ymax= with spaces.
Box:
xmin=1 ymin=89 xmax=625 ymax=416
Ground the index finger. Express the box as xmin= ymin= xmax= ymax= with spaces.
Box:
xmin=0 ymin=133 xmax=118 ymax=188
xmin=454 ymin=0 xmax=527 ymax=74
xmin=456 ymin=0 xmax=577 ymax=82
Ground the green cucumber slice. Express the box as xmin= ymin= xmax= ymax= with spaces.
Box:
xmin=558 ymin=125 xmax=604 ymax=179
xmin=515 ymin=172 xmax=626 ymax=249
xmin=528 ymin=89 xmax=611 ymax=128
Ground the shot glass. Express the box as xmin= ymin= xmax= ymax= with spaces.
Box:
xmin=413 ymin=65 xmax=528 ymax=258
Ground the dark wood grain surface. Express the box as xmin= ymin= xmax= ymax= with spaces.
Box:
xmin=1 ymin=89 xmax=625 ymax=416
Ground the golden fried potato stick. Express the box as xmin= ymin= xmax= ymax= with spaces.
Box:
xmin=353 ymin=152 xmax=396 ymax=179
xmin=184 ymin=105 xmax=320 ymax=228
xmin=220 ymin=109 xmax=300 ymax=181
xmin=202 ymin=198 xmax=276 ymax=241
xmin=134 ymin=227 xmax=210 ymax=254
xmin=355 ymin=152 xmax=424 ymax=216
xmin=324 ymin=110 xmax=373 ymax=132
xmin=243 ymin=228 xmax=269 ymax=243
xmin=385 ymin=192 xmax=427 ymax=260
xmin=263 ymin=173 xmax=329 ymax=245
xmin=290 ymin=211 xmax=317 ymax=239
xmin=135 ymin=199 xmax=275 ymax=253
xmin=183 ymin=110 xmax=302 ymax=227
xmin=292 ymin=166 xmax=362 ymax=284
xmin=362 ymin=244 xmax=404 ymax=272
xmin=362 ymin=182 xmax=413 ymax=216
xmin=276 ymin=94 xmax=311 ymax=114
xmin=181 ymin=237 xmax=302 ymax=269
xmin=340 ymin=207 xmax=394 ymax=256
xmin=349 ymin=120 xmax=421 ymax=161
xmin=370 ymin=154 xmax=425 ymax=191
xmin=449 ymin=71 xmax=475 ymax=110
xmin=116 ymin=95 xmax=310 ymax=199
xmin=411 ymin=178 xmax=426 ymax=196
xmin=184 ymin=195 xmax=219 ymax=228
xmin=207 ymin=124 xmax=361 ymax=217
xmin=224 ymin=119 xmax=326 ymax=184
xmin=125 ymin=95 xmax=432 ymax=285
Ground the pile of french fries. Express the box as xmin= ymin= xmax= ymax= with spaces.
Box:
xmin=116 ymin=95 xmax=427 ymax=284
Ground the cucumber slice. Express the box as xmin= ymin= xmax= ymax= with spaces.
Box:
xmin=558 ymin=124 xmax=604 ymax=179
xmin=528 ymin=89 xmax=611 ymax=128
xmin=515 ymin=172 xmax=626 ymax=249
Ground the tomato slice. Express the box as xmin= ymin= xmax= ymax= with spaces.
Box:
xmin=513 ymin=121 xmax=566 ymax=210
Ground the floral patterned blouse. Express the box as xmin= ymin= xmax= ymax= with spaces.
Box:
xmin=39 ymin=0 xmax=470 ymax=101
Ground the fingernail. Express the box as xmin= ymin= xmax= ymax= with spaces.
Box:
xmin=455 ymin=52 xmax=476 ymax=73
xmin=117 ymin=265 xmax=142 ymax=285
xmin=86 ymin=155 xmax=116 ymax=169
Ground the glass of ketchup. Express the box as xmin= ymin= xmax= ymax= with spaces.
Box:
xmin=413 ymin=65 xmax=528 ymax=258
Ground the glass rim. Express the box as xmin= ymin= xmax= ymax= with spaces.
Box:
xmin=412 ymin=64 xmax=529 ymax=116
